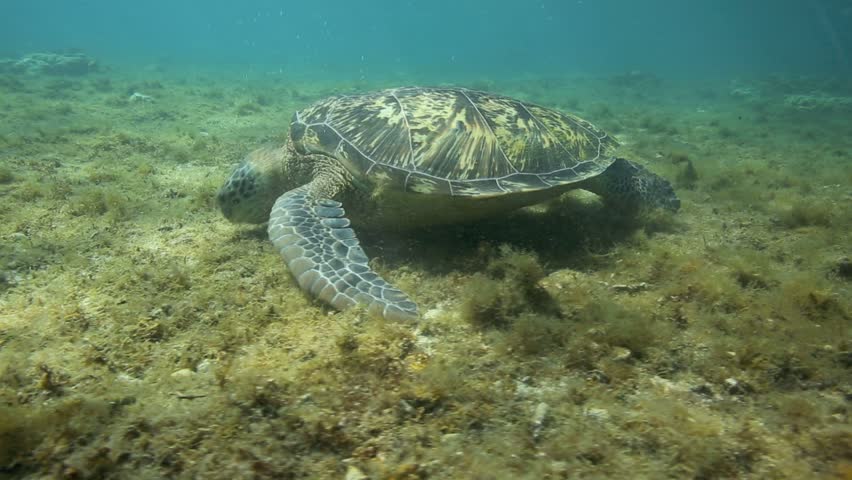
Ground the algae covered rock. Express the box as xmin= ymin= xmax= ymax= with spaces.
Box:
xmin=0 ymin=52 xmax=99 ymax=75
xmin=783 ymin=93 xmax=852 ymax=111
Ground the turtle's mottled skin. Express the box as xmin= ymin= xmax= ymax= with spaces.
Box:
xmin=218 ymin=87 xmax=679 ymax=321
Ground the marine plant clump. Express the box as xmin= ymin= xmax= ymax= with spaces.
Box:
xmin=775 ymin=198 xmax=833 ymax=229
xmin=236 ymin=102 xmax=262 ymax=116
xmin=581 ymin=300 xmax=665 ymax=360
xmin=717 ymin=124 xmax=737 ymax=139
xmin=669 ymin=151 xmax=699 ymax=190
xmin=13 ymin=180 xmax=46 ymax=201
xmin=69 ymin=186 xmax=130 ymax=221
xmin=0 ymin=165 xmax=14 ymax=183
xmin=460 ymin=245 xmax=557 ymax=328
xmin=639 ymin=114 xmax=677 ymax=135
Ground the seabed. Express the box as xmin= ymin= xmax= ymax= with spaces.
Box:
xmin=0 ymin=63 xmax=850 ymax=479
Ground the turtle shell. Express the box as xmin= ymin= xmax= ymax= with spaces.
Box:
xmin=290 ymin=87 xmax=618 ymax=197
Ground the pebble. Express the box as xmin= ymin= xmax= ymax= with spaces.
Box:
xmin=532 ymin=402 xmax=549 ymax=439
xmin=422 ymin=306 xmax=445 ymax=321
xmin=583 ymin=407 xmax=610 ymax=422
xmin=197 ymin=359 xmax=213 ymax=374
xmin=344 ymin=465 xmax=368 ymax=480
xmin=690 ymin=384 xmax=714 ymax=397
xmin=650 ymin=375 xmax=690 ymax=394
xmin=116 ymin=373 xmax=141 ymax=384
xmin=532 ymin=402 xmax=549 ymax=427
xmin=612 ymin=347 xmax=632 ymax=362
xmin=724 ymin=377 xmax=752 ymax=395
xmin=834 ymin=257 xmax=852 ymax=279
xmin=128 ymin=92 xmax=154 ymax=103
xmin=171 ymin=368 xmax=193 ymax=379
xmin=611 ymin=282 xmax=649 ymax=293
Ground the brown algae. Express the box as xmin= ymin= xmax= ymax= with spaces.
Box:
xmin=0 ymin=69 xmax=849 ymax=479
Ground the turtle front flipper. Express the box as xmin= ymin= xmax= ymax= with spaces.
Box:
xmin=582 ymin=158 xmax=680 ymax=213
xmin=268 ymin=184 xmax=419 ymax=322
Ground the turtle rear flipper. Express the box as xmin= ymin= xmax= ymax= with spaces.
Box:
xmin=268 ymin=184 xmax=419 ymax=322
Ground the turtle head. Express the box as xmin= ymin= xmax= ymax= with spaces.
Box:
xmin=218 ymin=145 xmax=291 ymax=224
xmin=627 ymin=159 xmax=681 ymax=213
xmin=591 ymin=158 xmax=680 ymax=213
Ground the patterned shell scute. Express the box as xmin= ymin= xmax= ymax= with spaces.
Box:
xmin=290 ymin=87 xmax=619 ymax=196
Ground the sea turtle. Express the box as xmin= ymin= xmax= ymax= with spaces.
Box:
xmin=217 ymin=87 xmax=679 ymax=322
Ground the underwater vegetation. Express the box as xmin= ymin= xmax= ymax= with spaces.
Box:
xmin=0 ymin=66 xmax=849 ymax=479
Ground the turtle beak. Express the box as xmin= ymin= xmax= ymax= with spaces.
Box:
xmin=216 ymin=184 xmax=236 ymax=220
xmin=658 ymin=180 xmax=681 ymax=212
xmin=218 ymin=145 xmax=293 ymax=224
xmin=217 ymin=161 xmax=268 ymax=224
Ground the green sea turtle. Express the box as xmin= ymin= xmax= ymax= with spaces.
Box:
xmin=218 ymin=87 xmax=679 ymax=321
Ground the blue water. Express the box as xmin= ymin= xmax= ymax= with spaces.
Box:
xmin=2 ymin=0 xmax=851 ymax=79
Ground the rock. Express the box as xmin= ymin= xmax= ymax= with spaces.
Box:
xmin=583 ymin=407 xmax=610 ymax=422
xmin=729 ymin=87 xmax=756 ymax=99
xmin=784 ymin=93 xmax=852 ymax=112
xmin=723 ymin=377 xmax=753 ymax=395
xmin=116 ymin=373 xmax=141 ymax=384
xmin=690 ymin=384 xmax=714 ymax=398
xmin=344 ymin=465 xmax=368 ymax=480
xmin=611 ymin=282 xmax=649 ymax=293
xmin=550 ymin=461 xmax=569 ymax=475
xmin=532 ymin=402 xmax=549 ymax=426
xmin=399 ymin=399 xmax=415 ymax=415
xmin=171 ymin=368 xmax=193 ymax=379
xmin=196 ymin=359 xmax=213 ymax=374
xmin=833 ymin=257 xmax=852 ymax=280
xmin=1 ymin=52 xmax=99 ymax=75
xmin=129 ymin=92 xmax=154 ymax=103
xmin=649 ymin=375 xmax=690 ymax=394
xmin=532 ymin=402 xmax=549 ymax=439
xmin=612 ymin=347 xmax=632 ymax=362
xmin=422 ymin=306 xmax=445 ymax=321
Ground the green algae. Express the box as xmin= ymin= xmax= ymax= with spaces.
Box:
xmin=0 ymin=68 xmax=849 ymax=479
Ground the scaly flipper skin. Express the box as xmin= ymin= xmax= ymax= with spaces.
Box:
xmin=267 ymin=183 xmax=419 ymax=322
